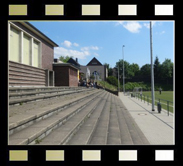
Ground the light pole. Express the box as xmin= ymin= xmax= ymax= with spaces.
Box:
xmin=118 ymin=62 xmax=120 ymax=92
xmin=150 ymin=21 xmax=155 ymax=111
xmin=122 ymin=45 xmax=125 ymax=95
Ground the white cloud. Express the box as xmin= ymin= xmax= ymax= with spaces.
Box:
xmin=81 ymin=46 xmax=99 ymax=51
xmin=54 ymin=47 xmax=90 ymax=59
xmin=73 ymin=42 xmax=79 ymax=47
xmin=94 ymin=53 xmax=99 ymax=56
xmin=62 ymin=40 xmax=72 ymax=47
xmin=160 ymin=31 xmax=165 ymax=34
xmin=116 ymin=21 xmax=142 ymax=33
xmin=143 ymin=21 xmax=156 ymax=28
xmin=91 ymin=46 xmax=99 ymax=50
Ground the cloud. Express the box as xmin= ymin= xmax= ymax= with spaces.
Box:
xmin=143 ymin=21 xmax=156 ymax=28
xmin=62 ymin=40 xmax=72 ymax=47
xmin=54 ymin=47 xmax=90 ymax=59
xmin=81 ymin=46 xmax=99 ymax=51
xmin=73 ymin=42 xmax=79 ymax=47
xmin=116 ymin=21 xmax=142 ymax=33
xmin=160 ymin=31 xmax=165 ymax=34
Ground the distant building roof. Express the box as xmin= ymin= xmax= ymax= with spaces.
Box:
xmin=86 ymin=57 xmax=102 ymax=66
xmin=67 ymin=58 xmax=80 ymax=69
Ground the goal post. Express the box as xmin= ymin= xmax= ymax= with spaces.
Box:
xmin=132 ymin=87 xmax=143 ymax=97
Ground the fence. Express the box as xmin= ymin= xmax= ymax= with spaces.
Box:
xmin=131 ymin=93 xmax=173 ymax=116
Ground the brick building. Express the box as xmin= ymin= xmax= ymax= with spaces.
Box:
xmin=53 ymin=59 xmax=79 ymax=87
xmin=8 ymin=21 xmax=59 ymax=87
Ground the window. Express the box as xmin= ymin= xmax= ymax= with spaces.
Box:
xmin=23 ymin=34 xmax=31 ymax=65
xmin=33 ymin=40 xmax=39 ymax=67
xmin=9 ymin=23 xmax=41 ymax=68
xmin=10 ymin=26 xmax=20 ymax=62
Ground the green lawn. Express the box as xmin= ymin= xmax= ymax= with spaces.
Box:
xmin=142 ymin=91 xmax=173 ymax=103
xmin=136 ymin=91 xmax=174 ymax=113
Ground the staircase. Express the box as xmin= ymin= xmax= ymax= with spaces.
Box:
xmin=9 ymin=87 xmax=150 ymax=145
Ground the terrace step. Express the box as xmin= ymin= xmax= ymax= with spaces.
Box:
xmin=9 ymin=89 xmax=101 ymax=136
xmin=67 ymin=92 xmax=111 ymax=145
xmin=9 ymin=88 xmax=94 ymax=105
xmin=9 ymin=90 xmax=104 ymax=145
xmin=38 ymin=91 xmax=107 ymax=145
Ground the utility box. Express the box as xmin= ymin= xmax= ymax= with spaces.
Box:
xmin=157 ymin=102 xmax=161 ymax=113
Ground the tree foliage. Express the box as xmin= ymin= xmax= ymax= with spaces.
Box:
xmin=59 ymin=55 xmax=73 ymax=63
xmin=113 ymin=57 xmax=173 ymax=85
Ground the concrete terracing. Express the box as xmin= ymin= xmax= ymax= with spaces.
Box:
xmin=8 ymin=87 xmax=157 ymax=145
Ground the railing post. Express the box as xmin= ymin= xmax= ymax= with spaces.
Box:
xmin=167 ymin=101 xmax=169 ymax=116
xmin=147 ymin=96 xmax=149 ymax=105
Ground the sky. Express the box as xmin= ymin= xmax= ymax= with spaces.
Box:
xmin=29 ymin=21 xmax=174 ymax=68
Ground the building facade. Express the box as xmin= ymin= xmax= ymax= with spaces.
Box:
xmin=53 ymin=61 xmax=79 ymax=87
xmin=80 ymin=57 xmax=108 ymax=81
xmin=8 ymin=22 xmax=58 ymax=87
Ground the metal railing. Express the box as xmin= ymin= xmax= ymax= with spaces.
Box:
xmin=132 ymin=93 xmax=173 ymax=116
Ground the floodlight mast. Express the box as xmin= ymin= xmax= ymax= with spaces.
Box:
xmin=122 ymin=45 xmax=125 ymax=95
xmin=150 ymin=21 xmax=155 ymax=111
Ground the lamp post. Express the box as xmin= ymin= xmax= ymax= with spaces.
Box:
xmin=122 ymin=45 xmax=125 ymax=95
xmin=150 ymin=21 xmax=155 ymax=111
xmin=118 ymin=62 xmax=120 ymax=92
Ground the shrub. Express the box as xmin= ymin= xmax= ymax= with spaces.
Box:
xmin=106 ymin=76 xmax=118 ymax=87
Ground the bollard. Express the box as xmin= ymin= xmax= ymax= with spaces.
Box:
xmin=157 ymin=102 xmax=161 ymax=113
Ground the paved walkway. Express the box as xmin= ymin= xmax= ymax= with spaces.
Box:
xmin=118 ymin=92 xmax=174 ymax=145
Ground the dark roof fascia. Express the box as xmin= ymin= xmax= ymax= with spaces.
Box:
xmin=53 ymin=63 xmax=80 ymax=70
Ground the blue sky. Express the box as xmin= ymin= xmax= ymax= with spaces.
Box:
xmin=29 ymin=21 xmax=174 ymax=68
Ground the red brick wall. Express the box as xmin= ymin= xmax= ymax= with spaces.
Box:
xmin=53 ymin=65 xmax=78 ymax=87
xmin=69 ymin=68 xmax=78 ymax=87
xmin=53 ymin=66 xmax=69 ymax=86
xmin=42 ymin=43 xmax=54 ymax=70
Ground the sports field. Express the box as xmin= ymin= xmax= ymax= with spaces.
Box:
xmin=139 ymin=91 xmax=174 ymax=113
xmin=142 ymin=91 xmax=173 ymax=103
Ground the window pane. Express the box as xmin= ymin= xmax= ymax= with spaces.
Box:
xmin=10 ymin=27 xmax=20 ymax=62
xmin=33 ymin=41 xmax=39 ymax=67
xmin=23 ymin=34 xmax=31 ymax=65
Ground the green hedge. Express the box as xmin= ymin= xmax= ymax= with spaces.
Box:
xmin=121 ymin=82 xmax=173 ymax=91
xmin=106 ymin=76 xmax=118 ymax=87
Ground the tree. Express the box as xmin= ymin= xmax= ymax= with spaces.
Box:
xmin=161 ymin=59 xmax=173 ymax=84
xmin=59 ymin=55 xmax=73 ymax=63
xmin=130 ymin=63 xmax=140 ymax=77
xmin=154 ymin=56 xmax=161 ymax=81
xmin=116 ymin=60 xmax=134 ymax=80
xmin=139 ymin=64 xmax=151 ymax=82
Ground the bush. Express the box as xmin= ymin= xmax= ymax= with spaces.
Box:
xmin=106 ymin=76 xmax=118 ymax=87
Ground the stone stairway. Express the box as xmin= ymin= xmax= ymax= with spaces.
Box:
xmin=9 ymin=87 xmax=150 ymax=145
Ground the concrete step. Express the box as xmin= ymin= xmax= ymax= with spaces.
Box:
xmin=116 ymin=97 xmax=150 ymax=145
xmin=36 ymin=92 xmax=107 ymax=145
xmin=9 ymin=88 xmax=83 ymax=99
xmin=9 ymin=86 xmax=86 ymax=93
xmin=67 ymin=92 xmax=111 ymax=145
xmin=9 ymin=89 xmax=101 ymax=136
xmin=106 ymin=95 xmax=122 ymax=144
xmin=9 ymin=90 xmax=105 ymax=145
xmin=9 ymin=88 xmax=95 ymax=105
xmin=88 ymin=93 xmax=111 ymax=145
